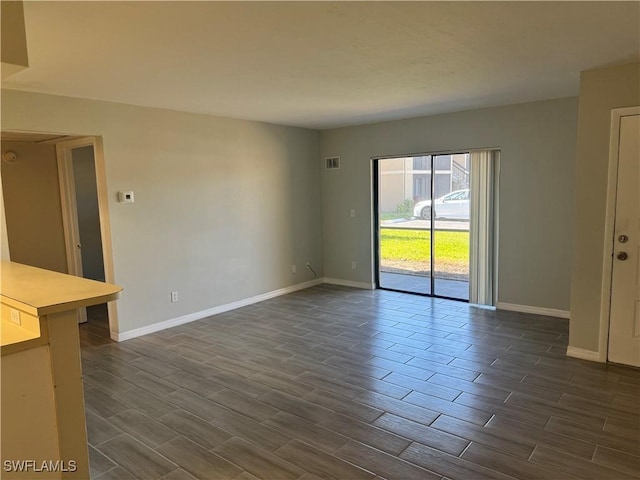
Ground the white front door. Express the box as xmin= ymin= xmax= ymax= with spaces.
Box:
xmin=608 ymin=113 xmax=640 ymax=367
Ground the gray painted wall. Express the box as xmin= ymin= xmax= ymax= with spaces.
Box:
xmin=72 ymin=145 xmax=105 ymax=282
xmin=1 ymin=90 xmax=322 ymax=334
xmin=320 ymin=97 xmax=578 ymax=312
xmin=0 ymin=89 xmax=582 ymax=335
xmin=1 ymin=141 xmax=67 ymax=273
xmin=569 ymin=62 xmax=640 ymax=354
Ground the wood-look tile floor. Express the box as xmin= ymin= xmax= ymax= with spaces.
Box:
xmin=79 ymin=285 xmax=640 ymax=480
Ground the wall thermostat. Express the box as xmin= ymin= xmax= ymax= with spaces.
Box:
xmin=118 ymin=191 xmax=135 ymax=203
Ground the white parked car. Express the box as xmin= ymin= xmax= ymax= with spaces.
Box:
xmin=413 ymin=189 xmax=470 ymax=220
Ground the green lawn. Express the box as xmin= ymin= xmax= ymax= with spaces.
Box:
xmin=380 ymin=228 xmax=469 ymax=274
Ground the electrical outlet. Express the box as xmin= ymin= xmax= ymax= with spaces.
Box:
xmin=170 ymin=291 xmax=179 ymax=303
xmin=351 ymin=261 xmax=357 ymax=270
xmin=10 ymin=308 xmax=21 ymax=325
xmin=350 ymin=209 xmax=356 ymax=218
xmin=292 ymin=264 xmax=297 ymax=273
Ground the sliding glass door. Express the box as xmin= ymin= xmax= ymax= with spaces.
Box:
xmin=375 ymin=153 xmax=471 ymax=300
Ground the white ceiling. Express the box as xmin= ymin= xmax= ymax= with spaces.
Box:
xmin=3 ymin=1 xmax=639 ymax=130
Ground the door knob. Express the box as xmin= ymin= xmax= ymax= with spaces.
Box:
xmin=617 ymin=252 xmax=628 ymax=261
xmin=618 ymin=234 xmax=629 ymax=243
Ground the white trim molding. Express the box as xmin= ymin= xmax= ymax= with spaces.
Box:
xmin=113 ymin=279 xmax=323 ymax=342
xmin=323 ymin=278 xmax=375 ymax=290
xmin=566 ymin=346 xmax=603 ymax=363
xmin=496 ymin=302 xmax=570 ymax=319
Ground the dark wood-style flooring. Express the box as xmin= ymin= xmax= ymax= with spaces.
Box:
xmin=79 ymin=285 xmax=640 ymax=480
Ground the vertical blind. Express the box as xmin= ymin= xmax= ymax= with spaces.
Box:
xmin=469 ymin=150 xmax=500 ymax=306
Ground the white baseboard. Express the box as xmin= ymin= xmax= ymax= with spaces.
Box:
xmin=323 ymin=277 xmax=375 ymax=290
xmin=113 ymin=278 xmax=323 ymax=342
xmin=496 ymin=302 xmax=570 ymax=319
xmin=122 ymin=279 xmax=573 ymax=342
xmin=566 ymin=346 xmax=604 ymax=363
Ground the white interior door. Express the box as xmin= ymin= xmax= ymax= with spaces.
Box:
xmin=56 ymin=140 xmax=89 ymax=324
xmin=608 ymin=113 xmax=640 ymax=367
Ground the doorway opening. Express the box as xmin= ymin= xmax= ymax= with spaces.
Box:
xmin=374 ymin=150 xmax=499 ymax=305
xmin=57 ymin=137 xmax=115 ymax=344
xmin=1 ymin=132 xmax=118 ymax=343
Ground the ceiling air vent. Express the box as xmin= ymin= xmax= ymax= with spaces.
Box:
xmin=325 ymin=156 xmax=340 ymax=170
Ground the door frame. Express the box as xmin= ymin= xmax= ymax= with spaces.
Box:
xmin=372 ymin=158 xmax=381 ymax=289
xmin=598 ymin=106 xmax=640 ymax=362
xmin=56 ymin=136 xmax=120 ymax=336
xmin=56 ymin=138 xmax=87 ymax=323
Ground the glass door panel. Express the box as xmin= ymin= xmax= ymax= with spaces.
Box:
xmin=432 ymin=153 xmax=470 ymax=300
xmin=377 ymin=156 xmax=431 ymax=294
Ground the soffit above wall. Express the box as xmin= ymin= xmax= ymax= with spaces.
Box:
xmin=1 ymin=132 xmax=74 ymax=144
xmin=1 ymin=1 xmax=29 ymax=79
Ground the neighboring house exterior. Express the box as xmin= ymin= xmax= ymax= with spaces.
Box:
xmin=379 ymin=153 xmax=470 ymax=213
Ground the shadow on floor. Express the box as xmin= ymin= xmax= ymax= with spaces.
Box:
xmin=380 ymin=270 xmax=469 ymax=300
xmin=79 ymin=303 xmax=112 ymax=346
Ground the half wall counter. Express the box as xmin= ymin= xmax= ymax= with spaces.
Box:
xmin=1 ymin=261 xmax=122 ymax=479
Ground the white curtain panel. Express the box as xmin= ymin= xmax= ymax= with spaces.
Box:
xmin=469 ymin=150 xmax=500 ymax=305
